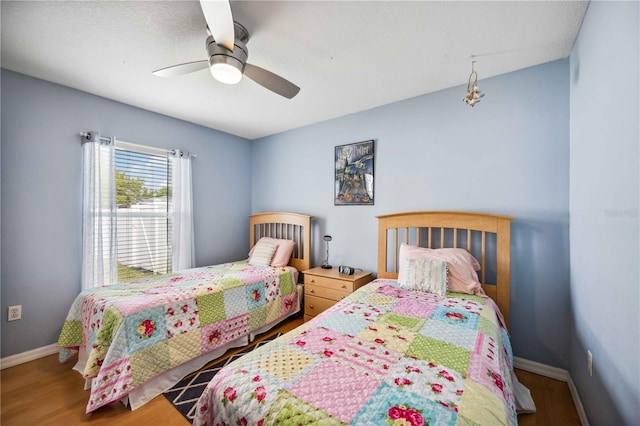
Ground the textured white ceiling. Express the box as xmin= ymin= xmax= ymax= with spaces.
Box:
xmin=1 ymin=1 xmax=588 ymax=140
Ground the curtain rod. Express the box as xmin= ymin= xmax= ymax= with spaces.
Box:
xmin=80 ymin=131 xmax=196 ymax=157
xmin=80 ymin=131 xmax=110 ymax=144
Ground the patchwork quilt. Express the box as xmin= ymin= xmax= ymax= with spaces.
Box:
xmin=57 ymin=261 xmax=298 ymax=413
xmin=194 ymin=279 xmax=517 ymax=426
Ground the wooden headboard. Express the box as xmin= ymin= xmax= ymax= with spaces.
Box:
xmin=249 ymin=212 xmax=313 ymax=272
xmin=377 ymin=211 xmax=513 ymax=328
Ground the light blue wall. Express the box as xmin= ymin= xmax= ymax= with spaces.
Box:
xmin=252 ymin=60 xmax=571 ymax=368
xmin=0 ymin=70 xmax=252 ymax=358
xmin=569 ymin=1 xmax=640 ymax=424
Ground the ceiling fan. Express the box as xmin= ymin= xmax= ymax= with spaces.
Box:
xmin=152 ymin=0 xmax=300 ymax=99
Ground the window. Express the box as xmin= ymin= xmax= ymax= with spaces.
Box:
xmin=81 ymin=132 xmax=194 ymax=290
xmin=115 ymin=142 xmax=172 ymax=281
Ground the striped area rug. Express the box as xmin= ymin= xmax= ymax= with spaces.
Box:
xmin=163 ymin=333 xmax=283 ymax=422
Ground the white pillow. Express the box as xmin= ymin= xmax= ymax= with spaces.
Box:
xmin=398 ymin=257 xmax=448 ymax=295
xmin=398 ymin=243 xmax=485 ymax=296
xmin=248 ymin=240 xmax=277 ymax=266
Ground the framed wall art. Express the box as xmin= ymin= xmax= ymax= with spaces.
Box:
xmin=334 ymin=140 xmax=374 ymax=205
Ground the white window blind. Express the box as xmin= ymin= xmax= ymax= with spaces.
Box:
xmin=115 ymin=142 xmax=172 ymax=281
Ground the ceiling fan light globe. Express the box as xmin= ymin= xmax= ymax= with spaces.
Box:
xmin=211 ymin=62 xmax=243 ymax=85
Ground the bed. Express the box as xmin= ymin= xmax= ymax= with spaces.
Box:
xmin=57 ymin=211 xmax=312 ymax=414
xmin=193 ymin=211 xmax=526 ymax=426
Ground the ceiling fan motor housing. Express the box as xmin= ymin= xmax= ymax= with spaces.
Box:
xmin=207 ymin=36 xmax=248 ymax=71
xmin=206 ymin=22 xmax=250 ymax=73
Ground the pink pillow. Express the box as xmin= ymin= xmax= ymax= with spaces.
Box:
xmin=398 ymin=243 xmax=485 ymax=296
xmin=249 ymin=237 xmax=295 ymax=267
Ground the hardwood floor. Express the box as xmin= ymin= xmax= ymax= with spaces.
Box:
xmin=515 ymin=369 xmax=581 ymax=426
xmin=1 ymin=315 xmax=580 ymax=425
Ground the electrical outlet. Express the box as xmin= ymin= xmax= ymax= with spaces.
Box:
xmin=8 ymin=305 xmax=21 ymax=321
xmin=587 ymin=350 xmax=593 ymax=376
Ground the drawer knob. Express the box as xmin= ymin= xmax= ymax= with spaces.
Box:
xmin=309 ymin=305 xmax=314 ymax=309
xmin=309 ymin=289 xmax=314 ymax=293
xmin=341 ymin=284 xmax=346 ymax=289
xmin=310 ymin=279 xmax=315 ymax=283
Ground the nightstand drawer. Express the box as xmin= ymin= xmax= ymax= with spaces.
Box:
xmin=304 ymin=295 xmax=336 ymax=317
xmin=305 ymin=283 xmax=350 ymax=302
xmin=303 ymin=274 xmax=354 ymax=292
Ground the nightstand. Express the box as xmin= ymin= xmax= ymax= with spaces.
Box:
xmin=302 ymin=266 xmax=373 ymax=322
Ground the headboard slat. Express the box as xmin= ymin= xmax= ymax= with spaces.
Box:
xmin=481 ymin=231 xmax=486 ymax=284
xmin=393 ymin=230 xmax=399 ymax=273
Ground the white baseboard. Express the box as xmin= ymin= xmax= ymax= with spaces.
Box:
xmin=514 ymin=356 xmax=590 ymax=426
xmin=0 ymin=343 xmax=59 ymax=370
xmin=514 ymin=356 xmax=569 ymax=381
xmin=567 ymin=375 xmax=591 ymax=426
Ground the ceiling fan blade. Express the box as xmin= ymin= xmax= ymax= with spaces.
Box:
xmin=152 ymin=60 xmax=209 ymax=78
xmin=200 ymin=0 xmax=235 ymax=51
xmin=244 ymin=63 xmax=300 ymax=99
